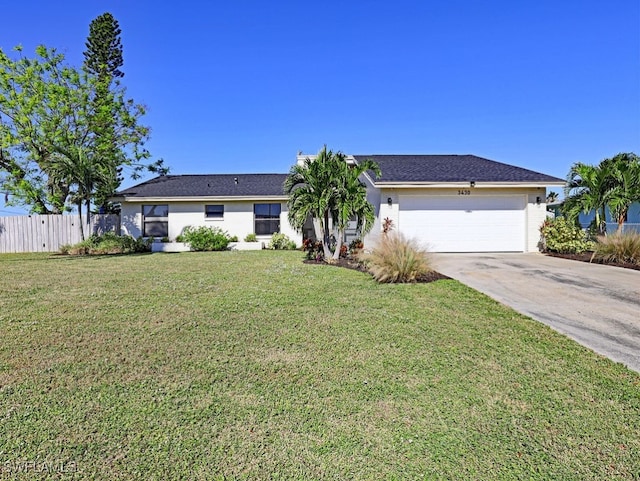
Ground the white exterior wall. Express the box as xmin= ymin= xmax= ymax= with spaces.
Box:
xmin=363 ymin=186 xmax=548 ymax=253
xmin=120 ymin=202 xmax=143 ymax=238
xmin=526 ymin=190 xmax=548 ymax=252
xmin=119 ymin=201 xmax=302 ymax=246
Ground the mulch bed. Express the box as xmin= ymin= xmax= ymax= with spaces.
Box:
xmin=544 ymin=252 xmax=640 ymax=271
xmin=303 ymin=258 xmax=451 ymax=283
xmin=305 ymin=253 xmax=640 ymax=281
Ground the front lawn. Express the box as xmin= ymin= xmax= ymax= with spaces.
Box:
xmin=0 ymin=251 xmax=638 ymax=480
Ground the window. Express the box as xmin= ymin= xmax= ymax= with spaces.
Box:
xmin=254 ymin=203 xmax=281 ymax=235
xmin=205 ymin=204 xmax=224 ymax=219
xmin=142 ymin=204 xmax=168 ymax=237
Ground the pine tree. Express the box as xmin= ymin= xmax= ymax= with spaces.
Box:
xmin=83 ymin=13 xmax=124 ymax=211
xmin=83 ymin=12 xmax=124 ymax=81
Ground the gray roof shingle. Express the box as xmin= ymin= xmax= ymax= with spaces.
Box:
xmin=352 ymin=154 xmax=564 ymax=184
xmin=116 ymin=174 xmax=289 ymax=198
xmin=115 ymin=155 xmax=563 ymax=199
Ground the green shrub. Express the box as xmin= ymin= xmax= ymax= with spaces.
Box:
xmin=229 ymin=235 xmax=239 ymax=242
xmin=540 ymin=217 xmax=594 ymax=254
xmin=244 ymin=233 xmax=258 ymax=242
xmin=60 ymin=233 xmax=150 ymax=255
xmin=592 ymin=232 xmax=640 ymax=265
xmin=267 ymin=233 xmax=296 ymax=250
xmin=359 ymin=233 xmax=433 ymax=283
xmin=181 ymin=226 xmax=231 ymax=251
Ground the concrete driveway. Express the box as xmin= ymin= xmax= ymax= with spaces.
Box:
xmin=433 ymin=253 xmax=640 ymax=373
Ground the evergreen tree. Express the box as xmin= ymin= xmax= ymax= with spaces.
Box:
xmin=83 ymin=12 xmax=124 ymax=81
xmin=83 ymin=12 xmax=125 ymax=211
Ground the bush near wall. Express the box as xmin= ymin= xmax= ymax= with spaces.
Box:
xmin=181 ymin=226 xmax=232 ymax=251
xmin=539 ymin=217 xmax=594 ymax=254
xmin=60 ymin=233 xmax=151 ymax=255
xmin=267 ymin=233 xmax=297 ymax=250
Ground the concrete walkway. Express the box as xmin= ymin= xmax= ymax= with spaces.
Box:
xmin=433 ymin=253 xmax=640 ymax=373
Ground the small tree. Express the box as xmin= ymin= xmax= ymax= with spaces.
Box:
xmin=603 ymin=153 xmax=640 ymax=233
xmin=563 ymin=162 xmax=610 ymax=234
xmin=284 ymin=146 xmax=380 ymax=262
xmin=330 ymin=155 xmax=380 ymax=260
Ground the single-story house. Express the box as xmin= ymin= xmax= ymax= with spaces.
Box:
xmin=113 ymin=154 xmax=565 ymax=253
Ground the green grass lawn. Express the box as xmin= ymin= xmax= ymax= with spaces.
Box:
xmin=0 ymin=251 xmax=638 ymax=480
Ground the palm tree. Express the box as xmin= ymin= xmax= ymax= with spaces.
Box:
xmin=603 ymin=153 xmax=640 ymax=233
xmin=284 ymin=146 xmax=338 ymax=260
xmin=563 ymin=162 xmax=611 ymax=234
xmin=546 ymin=191 xmax=559 ymax=204
xmin=284 ymin=146 xmax=380 ymax=262
xmin=49 ymin=147 xmax=107 ymax=240
xmin=331 ymin=156 xmax=380 ymax=260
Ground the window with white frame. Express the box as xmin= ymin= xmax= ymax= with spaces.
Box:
xmin=142 ymin=204 xmax=168 ymax=237
xmin=205 ymin=204 xmax=224 ymax=219
xmin=254 ymin=203 xmax=281 ymax=235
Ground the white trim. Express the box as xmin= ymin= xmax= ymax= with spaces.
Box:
xmin=370 ymin=181 xmax=564 ymax=189
xmin=117 ymin=196 xmax=289 ymax=203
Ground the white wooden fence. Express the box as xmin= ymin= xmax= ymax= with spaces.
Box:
xmin=0 ymin=214 xmax=120 ymax=253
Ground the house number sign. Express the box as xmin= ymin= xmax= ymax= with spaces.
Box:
xmin=457 ymin=189 xmax=471 ymax=195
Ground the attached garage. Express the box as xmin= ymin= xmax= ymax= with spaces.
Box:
xmin=353 ymin=154 xmax=565 ymax=253
xmin=398 ymin=194 xmax=526 ymax=252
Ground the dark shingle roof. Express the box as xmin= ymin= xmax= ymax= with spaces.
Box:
xmin=116 ymin=174 xmax=289 ymax=198
xmin=352 ymin=154 xmax=564 ymax=184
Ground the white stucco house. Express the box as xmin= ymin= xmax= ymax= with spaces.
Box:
xmin=113 ymin=154 xmax=565 ymax=253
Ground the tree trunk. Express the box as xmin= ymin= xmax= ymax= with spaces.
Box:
xmin=617 ymin=212 xmax=626 ymax=234
xmin=313 ymin=216 xmax=332 ymax=260
xmin=78 ymin=201 xmax=85 ymax=241
xmin=332 ymin=229 xmax=344 ymax=261
xmin=86 ymin=196 xmax=92 ymax=237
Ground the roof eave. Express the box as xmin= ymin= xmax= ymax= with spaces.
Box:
xmin=114 ymin=195 xmax=289 ymax=202
xmin=370 ymin=181 xmax=566 ymax=189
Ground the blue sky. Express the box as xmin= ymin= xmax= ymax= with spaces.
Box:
xmin=1 ymin=0 xmax=638 ymax=214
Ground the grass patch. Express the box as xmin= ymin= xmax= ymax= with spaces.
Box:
xmin=0 ymin=251 xmax=638 ymax=480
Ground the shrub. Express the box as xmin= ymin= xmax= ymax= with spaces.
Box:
xmin=60 ymin=233 xmax=150 ymax=255
xmin=181 ymin=226 xmax=232 ymax=251
xmin=382 ymin=217 xmax=394 ymax=234
xmin=303 ymin=238 xmax=323 ymax=261
xmin=592 ymin=232 xmax=640 ymax=265
xmin=540 ymin=217 xmax=594 ymax=254
xmin=244 ymin=233 xmax=258 ymax=242
xmin=359 ymin=233 xmax=433 ymax=283
xmin=228 ymin=235 xmax=239 ymax=242
xmin=268 ymin=233 xmax=296 ymax=250
xmin=349 ymin=238 xmax=364 ymax=257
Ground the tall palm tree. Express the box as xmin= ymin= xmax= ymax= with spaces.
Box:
xmin=284 ymin=146 xmax=338 ymax=260
xmin=603 ymin=153 xmax=640 ymax=233
xmin=331 ymin=156 xmax=380 ymax=260
xmin=563 ymin=162 xmax=611 ymax=234
xmin=284 ymin=146 xmax=380 ymax=262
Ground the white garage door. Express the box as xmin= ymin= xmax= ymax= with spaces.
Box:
xmin=398 ymin=195 xmax=526 ymax=252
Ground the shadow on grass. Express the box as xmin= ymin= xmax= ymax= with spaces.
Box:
xmin=49 ymin=252 xmax=155 ymax=261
